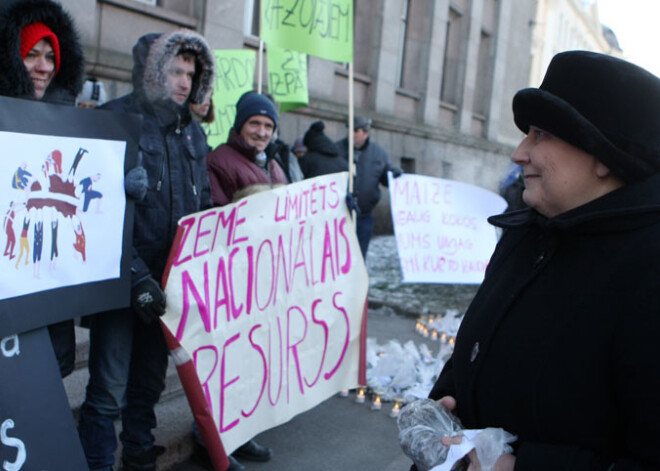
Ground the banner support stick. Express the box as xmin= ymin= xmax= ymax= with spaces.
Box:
xmin=257 ymin=39 xmax=264 ymax=94
xmin=348 ymin=62 xmax=355 ymax=209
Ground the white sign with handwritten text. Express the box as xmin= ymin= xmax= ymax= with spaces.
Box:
xmin=389 ymin=174 xmax=506 ymax=284
xmin=161 ymin=172 xmax=369 ymax=453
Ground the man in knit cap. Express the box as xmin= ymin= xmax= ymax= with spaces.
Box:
xmin=207 ymin=91 xmax=287 ymax=205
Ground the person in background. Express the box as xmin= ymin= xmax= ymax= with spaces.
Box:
xmin=299 ymin=120 xmax=346 ymax=178
xmin=336 ymin=116 xmax=402 ymax=260
xmin=0 ymin=0 xmax=84 ymax=378
xmin=76 ymin=77 xmax=107 ymax=108
xmin=262 ymin=93 xmax=304 ymax=183
xmin=190 ymin=92 xmax=214 ymax=125
xmin=424 ymin=51 xmax=660 ymax=470
xmin=207 ymin=91 xmax=287 ymax=205
xmin=292 ymin=136 xmax=307 ymax=158
xmin=77 ymin=29 xmax=215 ymax=471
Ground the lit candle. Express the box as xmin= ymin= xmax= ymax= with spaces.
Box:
xmin=428 ymin=315 xmax=435 ymax=324
xmin=355 ymin=388 xmax=366 ymax=403
xmin=339 ymin=389 xmax=349 ymax=397
xmin=449 ymin=336 xmax=455 ymax=346
xmin=371 ymin=394 xmax=382 ymax=411
xmin=423 ymin=327 xmax=429 ymax=338
xmin=390 ymin=401 xmax=401 ymax=418
xmin=440 ymin=332 xmax=447 ymax=343
xmin=431 ymin=329 xmax=438 ymax=341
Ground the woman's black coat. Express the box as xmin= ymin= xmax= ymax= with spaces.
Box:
xmin=430 ymin=173 xmax=660 ymax=470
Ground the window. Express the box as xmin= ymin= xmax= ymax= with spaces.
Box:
xmin=440 ymin=7 xmax=464 ymax=105
xmin=396 ymin=0 xmax=411 ymax=88
xmin=400 ymin=156 xmax=417 ymax=174
xmin=473 ymin=30 xmax=493 ymax=116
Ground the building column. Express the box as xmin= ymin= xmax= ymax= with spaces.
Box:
xmin=370 ymin=0 xmax=401 ymax=115
xmin=486 ymin=0 xmax=513 ymax=141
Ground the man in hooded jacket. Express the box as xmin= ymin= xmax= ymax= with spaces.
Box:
xmin=77 ymin=30 xmax=215 ymax=471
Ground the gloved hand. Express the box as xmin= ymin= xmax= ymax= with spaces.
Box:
xmin=125 ymin=166 xmax=148 ymax=200
xmin=131 ymin=277 xmax=166 ymax=324
xmin=345 ymin=192 xmax=360 ymax=215
xmin=390 ymin=167 xmax=403 ymax=178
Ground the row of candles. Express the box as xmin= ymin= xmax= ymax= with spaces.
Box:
xmin=339 ymin=388 xmax=403 ymax=417
xmin=415 ymin=319 xmax=456 ymax=345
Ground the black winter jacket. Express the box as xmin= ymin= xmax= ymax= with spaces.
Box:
xmin=429 ymin=173 xmax=660 ymax=470
xmin=336 ymin=137 xmax=400 ymax=215
xmin=300 ymin=123 xmax=346 ymax=178
xmin=102 ymin=32 xmax=214 ymax=284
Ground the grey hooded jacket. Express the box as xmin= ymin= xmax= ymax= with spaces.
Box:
xmin=101 ymin=30 xmax=215 ymax=283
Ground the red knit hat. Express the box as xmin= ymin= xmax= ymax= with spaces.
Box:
xmin=20 ymin=22 xmax=60 ymax=74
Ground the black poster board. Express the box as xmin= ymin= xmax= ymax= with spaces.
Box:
xmin=0 ymin=96 xmax=140 ymax=337
xmin=0 ymin=327 xmax=88 ymax=470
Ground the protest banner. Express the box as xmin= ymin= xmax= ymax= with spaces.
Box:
xmin=261 ymin=0 xmax=354 ymax=63
xmin=0 ymin=327 xmax=87 ymax=470
xmin=389 ymin=173 xmax=507 ymax=284
xmin=204 ymin=50 xmax=257 ymax=149
xmin=267 ymin=46 xmax=309 ymax=112
xmin=0 ymin=96 xmax=139 ymax=337
xmin=161 ymin=172 xmax=369 ymax=455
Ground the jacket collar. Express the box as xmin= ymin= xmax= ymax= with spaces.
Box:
xmin=490 ymin=173 xmax=660 ymax=234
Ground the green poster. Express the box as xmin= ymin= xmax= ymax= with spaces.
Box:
xmin=203 ymin=49 xmax=257 ymax=149
xmin=261 ymin=0 xmax=353 ymax=63
xmin=267 ymin=47 xmax=309 ymax=113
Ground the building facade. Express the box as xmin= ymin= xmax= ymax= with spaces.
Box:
xmin=529 ymin=0 xmax=623 ymax=87
xmin=60 ymin=0 xmax=539 ymax=232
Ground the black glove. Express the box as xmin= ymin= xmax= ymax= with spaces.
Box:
xmin=345 ymin=192 xmax=360 ymax=215
xmin=390 ymin=167 xmax=403 ymax=178
xmin=131 ymin=277 xmax=166 ymax=324
xmin=125 ymin=166 xmax=148 ymax=200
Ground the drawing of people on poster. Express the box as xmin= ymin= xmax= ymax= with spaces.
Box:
xmin=0 ymin=131 xmax=126 ymax=300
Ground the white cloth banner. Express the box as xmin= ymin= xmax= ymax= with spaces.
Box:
xmin=162 ymin=172 xmax=369 ymax=453
xmin=388 ymin=174 xmax=506 ymax=284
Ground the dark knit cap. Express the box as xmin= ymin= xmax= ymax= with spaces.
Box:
xmin=304 ymin=120 xmax=339 ymax=155
xmin=513 ymin=50 xmax=660 ymax=183
xmin=233 ymin=92 xmax=278 ymax=132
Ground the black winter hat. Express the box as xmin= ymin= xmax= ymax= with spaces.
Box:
xmin=303 ymin=121 xmax=339 ymax=155
xmin=233 ymin=92 xmax=278 ymax=132
xmin=513 ymin=50 xmax=660 ymax=183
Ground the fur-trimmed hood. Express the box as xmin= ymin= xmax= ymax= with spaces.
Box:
xmin=132 ymin=30 xmax=215 ymax=107
xmin=0 ymin=0 xmax=84 ymax=104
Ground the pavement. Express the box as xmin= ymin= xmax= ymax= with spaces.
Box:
xmin=64 ymin=235 xmax=480 ymax=471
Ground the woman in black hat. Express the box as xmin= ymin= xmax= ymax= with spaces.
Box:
xmin=422 ymin=51 xmax=660 ymax=470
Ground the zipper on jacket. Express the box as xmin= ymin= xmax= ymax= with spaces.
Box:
xmin=187 ymin=159 xmax=198 ymax=196
xmin=157 ymin=156 xmax=165 ymax=191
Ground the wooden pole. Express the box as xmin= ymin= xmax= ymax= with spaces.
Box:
xmin=257 ymin=39 xmax=264 ymax=93
xmin=348 ymin=62 xmax=355 ymax=196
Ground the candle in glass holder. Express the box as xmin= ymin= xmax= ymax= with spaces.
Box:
xmin=431 ymin=329 xmax=438 ymax=341
xmin=371 ymin=394 xmax=382 ymax=411
xmin=390 ymin=401 xmax=401 ymax=418
xmin=422 ymin=327 xmax=429 ymax=338
xmin=448 ymin=336 xmax=455 ymax=346
xmin=440 ymin=332 xmax=448 ymax=343
xmin=355 ymin=388 xmax=366 ymax=403
xmin=339 ymin=389 xmax=349 ymax=397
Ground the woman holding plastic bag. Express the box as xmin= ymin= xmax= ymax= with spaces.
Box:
xmin=403 ymin=51 xmax=660 ymax=470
